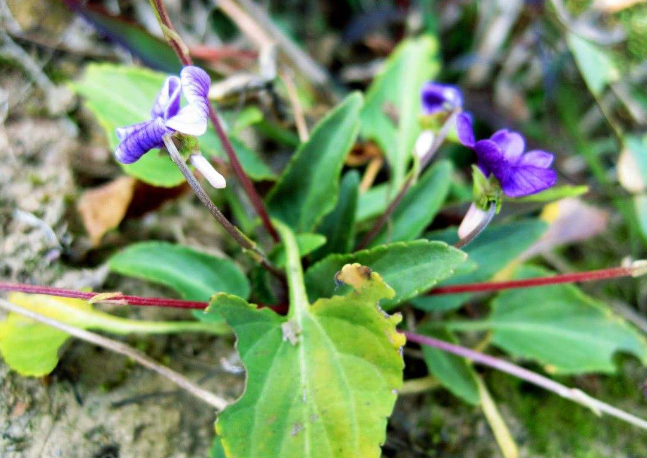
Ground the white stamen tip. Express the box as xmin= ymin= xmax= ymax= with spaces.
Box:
xmin=458 ymin=203 xmax=487 ymax=240
xmin=189 ymin=154 xmax=226 ymax=189
xmin=414 ymin=130 xmax=435 ymax=159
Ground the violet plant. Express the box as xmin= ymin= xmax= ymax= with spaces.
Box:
xmin=2 ymin=1 xmax=647 ymax=457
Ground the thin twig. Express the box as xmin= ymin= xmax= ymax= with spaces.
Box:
xmin=359 ymin=156 xmax=384 ymax=192
xmin=217 ymin=0 xmax=273 ymax=46
xmin=231 ymin=0 xmax=331 ymax=89
xmin=280 ymin=68 xmax=309 ymax=142
xmin=405 ymin=331 xmax=647 ymax=430
xmin=356 ymin=176 xmax=413 ymax=250
xmin=0 ymin=297 xmax=228 ymax=410
xmin=149 ymin=0 xmax=279 ymax=241
xmin=163 ymin=135 xmax=284 ymax=279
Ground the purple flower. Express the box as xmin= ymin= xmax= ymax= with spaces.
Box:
xmin=456 ymin=113 xmax=557 ymax=197
xmin=115 ymin=66 xmax=211 ymax=164
xmin=421 ymin=82 xmax=463 ymax=115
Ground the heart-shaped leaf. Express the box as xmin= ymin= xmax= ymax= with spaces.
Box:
xmin=208 ymin=223 xmax=404 ymax=458
xmin=449 ymin=265 xmax=647 ymax=374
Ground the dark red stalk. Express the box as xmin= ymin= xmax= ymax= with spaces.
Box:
xmin=428 ymin=265 xmax=642 ymax=295
xmin=1 ymin=264 xmax=642 ymax=313
xmin=0 ymin=281 xmax=289 ymax=314
xmin=149 ymin=0 xmax=279 ymax=241
xmin=0 ymin=282 xmax=206 ymax=309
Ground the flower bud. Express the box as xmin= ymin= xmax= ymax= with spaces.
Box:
xmin=413 ymin=130 xmax=435 ymax=159
xmin=458 ymin=203 xmax=488 ymax=240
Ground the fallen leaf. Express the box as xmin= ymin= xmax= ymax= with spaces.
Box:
xmin=77 ymin=176 xmax=136 ymax=246
xmin=520 ymin=198 xmax=609 ymax=260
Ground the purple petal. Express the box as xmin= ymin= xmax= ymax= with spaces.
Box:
xmin=518 ymin=149 xmax=554 ymax=168
xmin=166 ymin=66 xmax=210 ymax=136
xmin=457 ymin=112 xmax=476 ymax=147
xmin=151 ymin=76 xmax=181 ymax=120
xmin=421 ymin=82 xmax=463 ymax=115
xmin=114 ymin=118 xmax=169 ymax=164
xmin=499 ymin=165 xmax=557 ymax=197
xmin=116 ymin=121 xmax=151 ymax=142
xmin=490 ymin=129 xmax=525 ymax=163
xmin=474 ymin=139 xmax=505 ymax=166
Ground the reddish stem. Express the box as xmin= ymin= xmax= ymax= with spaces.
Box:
xmin=207 ymin=104 xmax=279 ymax=241
xmin=428 ymin=265 xmax=638 ymax=295
xmin=0 ymin=265 xmax=641 ymax=313
xmin=0 ymin=281 xmax=289 ymax=314
xmin=0 ymin=282 xmax=206 ymax=309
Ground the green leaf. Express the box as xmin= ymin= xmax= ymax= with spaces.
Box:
xmin=412 ymin=220 xmax=547 ymax=312
xmin=305 ymin=240 xmax=467 ymax=310
xmin=209 ymin=222 xmax=404 ymax=458
xmin=267 ymin=92 xmax=363 ymax=232
xmin=419 ymin=327 xmax=480 ymax=405
xmin=360 ymin=36 xmax=440 ymax=189
xmin=108 ymin=241 xmax=250 ymax=301
xmin=634 ymin=195 xmax=647 ymax=241
xmin=511 ymin=185 xmax=589 ymax=203
xmin=368 ymin=161 xmax=452 ymax=247
xmin=0 ymin=294 xmax=93 ymax=376
xmin=567 ymin=33 xmax=620 ymax=97
xmin=460 ymin=265 xmax=647 ymax=374
xmin=356 ymin=184 xmax=389 ymax=222
xmin=312 ymin=171 xmax=360 ymax=261
xmin=0 ymin=293 xmax=227 ymax=376
xmin=210 ymin=437 xmax=227 ymax=458
xmin=269 ymin=233 xmax=327 ymax=267
xmin=71 ymin=63 xmax=273 ymax=185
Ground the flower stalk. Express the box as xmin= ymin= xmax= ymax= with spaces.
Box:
xmin=163 ymin=135 xmax=284 ymax=279
xmin=404 ymin=331 xmax=647 ymax=430
xmin=428 ymin=262 xmax=647 ymax=295
xmin=356 ymin=109 xmax=459 ymax=250
xmin=148 ymin=0 xmax=279 ymax=241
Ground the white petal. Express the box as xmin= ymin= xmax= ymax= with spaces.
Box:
xmin=166 ymin=105 xmax=208 ymax=136
xmin=190 ymin=154 xmax=226 ymax=189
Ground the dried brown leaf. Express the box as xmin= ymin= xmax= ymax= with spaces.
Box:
xmin=77 ymin=176 xmax=136 ymax=246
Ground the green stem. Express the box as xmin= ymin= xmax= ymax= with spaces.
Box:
xmin=19 ymin=299 xmax=229 ymax=336
xmin=90 ymin=316 xmax=229 ymax=336
xmin=274 ymin=221 xmax=309 ymax=321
